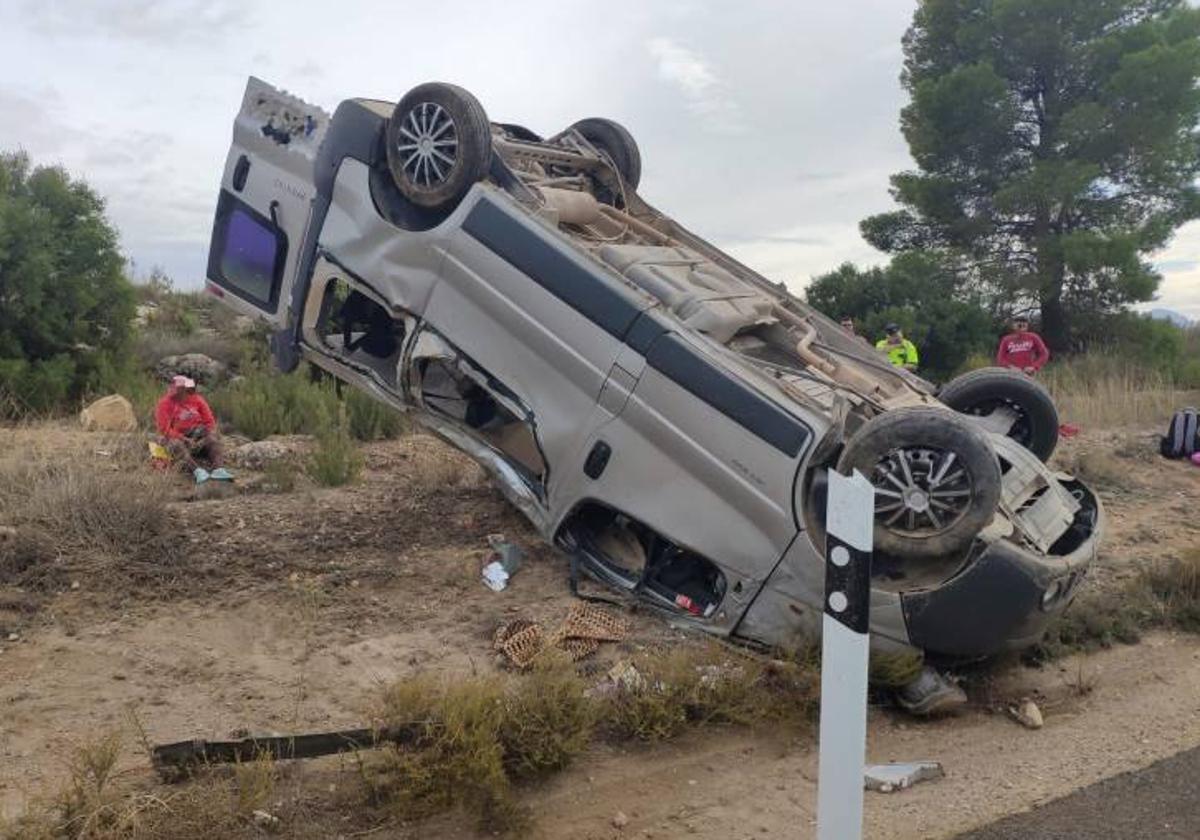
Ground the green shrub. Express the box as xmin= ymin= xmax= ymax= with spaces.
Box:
xmin=497 ymin=661 xmax=595 ymax=781
xmin=0 ymin=152 xmax=136 ymax=419
xmin=0 ymin=355 xmax=77 ymax=416
xmin=345 ymin=388 xmax=408 ymax=440
xmin=366 ymin=676 xmax=517 ymax=830
xmin=209 ymin=369 xmax=338 ymax=440
xmin=260 ymin=458 xmax=300 ymax=494
xmin=210 ymin=368 xmax=407 ymax=443
xmin=306 ymin=405 xmax=363 ymax=487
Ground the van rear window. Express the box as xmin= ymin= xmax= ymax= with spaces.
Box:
xmin=208 ymin=192 xmax=288 ymax=311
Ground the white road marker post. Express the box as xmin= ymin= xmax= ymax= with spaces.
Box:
xmin=816 ymin=469 xmax=874 ymax=840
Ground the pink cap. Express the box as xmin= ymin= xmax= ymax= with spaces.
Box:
xmin=171 ymin=375 xmax=196 ymax=389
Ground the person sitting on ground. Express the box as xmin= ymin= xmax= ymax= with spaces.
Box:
xmin=876 ymin=323 xmax=919 ymax=371
xmin=154 ymin=375 xmax=223 ymax=475
xmin=995 ymin=315 xmax=1050 ymax=375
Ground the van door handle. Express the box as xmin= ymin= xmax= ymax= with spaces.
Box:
xmin=269 ymin=200 xmax=280 ymax=225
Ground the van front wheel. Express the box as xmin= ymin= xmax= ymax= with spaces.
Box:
xmin=837 ymin=407 xmax=1001 ymax=560
xmin=386 ymin=82 xmax=492 ymax=212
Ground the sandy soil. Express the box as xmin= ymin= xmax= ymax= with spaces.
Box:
xmin=1 ymin=422 xmax=1198 ymax=837
xmin=526 ymin=633 xmax=1200 ymax=840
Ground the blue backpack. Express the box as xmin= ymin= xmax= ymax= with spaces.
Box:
xmin=1161 ymin=407 xmax=1199 ymax=459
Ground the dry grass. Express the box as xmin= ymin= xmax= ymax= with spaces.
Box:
xmin=363 ymin=644 xmax=817 ymax=833
xmin=1064 ymin=660 xmax=1099 ymax=698
xmin=1145 ymin=549 xmax=1200 ymax=633
xmin=3 ymin=646 xmax=817 ymax=838
xmin=1 ymin=736 xmax=279 ymax=840
xmin=1042 ymin=356 xmax=1200 ymax=429
xmin=1029 ymin=548 xmax=1200 ymax=662
xmin=408 ymin=440 xmax=484 ymax=491
xmin=1027 ymin=582 xmax=1156 ymax=662
xmin=0 ymin=455 xmax=179 ymax=593
xmin=1060 ymin=448 xmax=1131 ymax=492
xmin=601 ymin=646 xmax=819 ymax=742
xmin=363 ymin=660 xmax=593 ymax=833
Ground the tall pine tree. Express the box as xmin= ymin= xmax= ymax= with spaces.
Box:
xmin=862 ymin=0 xmax=1200 ymax=350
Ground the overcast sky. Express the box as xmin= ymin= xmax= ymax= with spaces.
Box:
xmin=1 ymin=0 xmax=1197 ymax=319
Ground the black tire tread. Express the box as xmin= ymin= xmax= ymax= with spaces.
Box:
xmin=570 ymin=117 xmax=642 ymax=189
xmin=938 ymin=367 xmax=1059 ymax=461
xmin=386 ymin=82 xmax=492 ymax=211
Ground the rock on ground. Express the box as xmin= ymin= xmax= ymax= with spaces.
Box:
xmin=229 ymin=438 xmax=307 ymax=470
xmin=79 ymin=395 xmax=138 ymax=432
xmin=1009 ymin=698 xmax=1045 ymax=730
xmin=155 ymin=353 xmax=227 ymax=384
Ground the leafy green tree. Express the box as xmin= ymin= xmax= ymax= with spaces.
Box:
xmin=862 ymin=0 xmax=1200 ymax=350
xmin=806 ymin=251 xmax=996 ymax=380
xmin=0 ymin=152 xmax=134 ymax=414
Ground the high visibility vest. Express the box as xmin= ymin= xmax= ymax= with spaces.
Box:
xmin=876 ymin=338 xmax=919 ymax=368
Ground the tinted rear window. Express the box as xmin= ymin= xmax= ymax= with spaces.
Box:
xmin=208 ymin=192 xmax=287 ymax=311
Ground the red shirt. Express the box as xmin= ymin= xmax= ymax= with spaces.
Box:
xmin=996 ymin=331 xmax=1050 ymax=371
xmin=155 ymin=390 xmax=217 ymax=439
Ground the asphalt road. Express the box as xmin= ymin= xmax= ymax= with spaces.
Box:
xmin=954 ymin=744 xmax=1200 ymax=839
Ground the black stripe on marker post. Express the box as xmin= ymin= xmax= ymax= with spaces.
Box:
xmin=823 ymin=535 xmax=871 ymax=634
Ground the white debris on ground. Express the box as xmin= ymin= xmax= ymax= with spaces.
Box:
xmin=480 ymin=534 xmax=523 ymax=591
xmin=251 ymin=809 xmax=281 ymax=832
xmin=864 ymin=761 xmax=945 ymax=793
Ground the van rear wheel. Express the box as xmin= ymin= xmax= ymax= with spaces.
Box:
xmin=569 ymin=117 xmax=642 ymax=190
xmin=938 ymin=367 xmax=1059 ymax=461
xmin=386 ymin=82 xmax=492 ymax=212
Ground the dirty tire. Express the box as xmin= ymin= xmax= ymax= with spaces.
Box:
xmin=938 ymin=367 xmax=1059 ymax=462
xmin=386 ymin=82 xmax=492 ymax=211
xmin=838 ymin=407 xmax=1001 ymax=560
xmin=570 ymin=117 xmax=642 ymax=189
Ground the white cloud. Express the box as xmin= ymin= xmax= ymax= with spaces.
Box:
xmin=721 ymin=222 xmax=886 ymax=294
xmin=646 ymin=36 xmax=745 ymax=132
xmin=22 ymin=0 xmax=247 ymax=44
xmin=1145 ymin=222 xmax=1200 ymax=321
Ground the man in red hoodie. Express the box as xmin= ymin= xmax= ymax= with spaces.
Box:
xmin=155 ymin=375 xmax=223 ymax=472
xmin=995 ymin=316 xmax=1050 ymax=375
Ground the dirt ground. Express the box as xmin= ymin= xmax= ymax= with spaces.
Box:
xmin=1 ymin=421 xmax=1198 ymax=838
